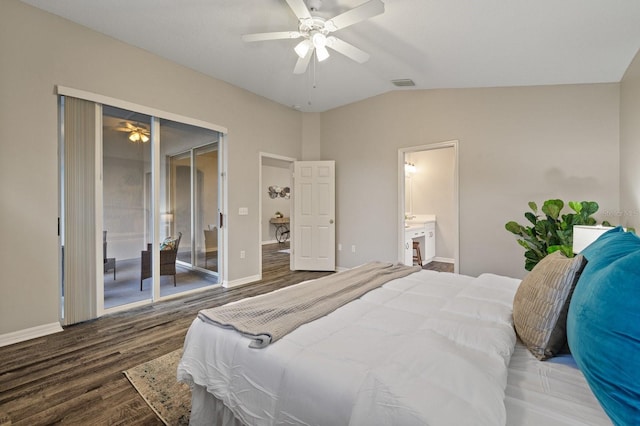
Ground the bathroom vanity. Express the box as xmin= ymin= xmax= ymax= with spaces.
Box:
xmin=404 ymin=215 xmax=436 ymax=266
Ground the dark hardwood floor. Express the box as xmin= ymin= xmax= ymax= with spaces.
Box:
xmin=422 ymin=260 xmax=454 ymax=273
xmin=0 ymin=243 xmax=331 ymax=425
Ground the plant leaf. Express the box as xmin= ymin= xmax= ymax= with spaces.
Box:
xmin=505 ymin=221 xmax=524 ymax=235
xmin=582 ymin=201 xmax=599 ymax=216
xmin=528 ymin=201 xmax=538 ymax=213
xmin=542 ymin=199 xmax=563 ymax=219
xmin=568 ymin=201 xmax=582 ymax=213
xmin=524 ymin=212 xmax=537 ymax=225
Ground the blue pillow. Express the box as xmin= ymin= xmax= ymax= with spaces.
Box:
xmin=567 ymin=233 xmax=640 ymax=425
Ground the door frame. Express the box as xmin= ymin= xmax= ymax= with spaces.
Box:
xmin=397 ymin=140 xmax=459 ymax=273
xmin=258 ymin=152 xmax=296 ymax=280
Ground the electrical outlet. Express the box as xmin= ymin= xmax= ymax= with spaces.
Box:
xmin=240 ymin=250 xmax=245 ymax=259
xmin=351 ymin=245 xmax=356 ymax=253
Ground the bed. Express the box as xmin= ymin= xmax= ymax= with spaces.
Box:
xmin=177 ymin=257 xmax=620 ymax=426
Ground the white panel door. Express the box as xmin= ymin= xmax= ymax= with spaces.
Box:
xmin=292 ymin=161 xmax=335 ymax=271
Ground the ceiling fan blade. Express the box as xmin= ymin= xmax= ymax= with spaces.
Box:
xmin=242 ymin=31 xmax=301 ymax=42
xmin=326 ymin=0 xmax=384 ymax=31
xmin=285 ymin=0 xmax=311 ymax=20
xmin=326 ymin=37 xmax=370 ymax=63
xmin=293 ymin=48 xmax=314 ymax=74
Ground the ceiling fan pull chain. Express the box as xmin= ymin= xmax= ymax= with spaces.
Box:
xmin=312 ymin=52 xmax=317 ymax=89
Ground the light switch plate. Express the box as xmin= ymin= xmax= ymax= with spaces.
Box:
xmin=238 ymin=207 xmax=248 ymax=215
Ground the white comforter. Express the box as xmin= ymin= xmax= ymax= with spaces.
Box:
xmin=178 ymin=270 xmax=521 ymax=426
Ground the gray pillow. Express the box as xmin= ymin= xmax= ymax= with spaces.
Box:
xmin=513 ymin=251 xmax=586 ymax=360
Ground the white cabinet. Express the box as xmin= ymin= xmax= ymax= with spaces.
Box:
xmin=404 ymin=225 xmax=425 ymax=265
xmin=424 ymin=222 xmax=435 ymax=262
xmin=404 ymin=220 xmax=436 ymax=266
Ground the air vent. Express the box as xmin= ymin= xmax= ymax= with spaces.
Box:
xmin=391 ymin=79 xmax=415 ymax=87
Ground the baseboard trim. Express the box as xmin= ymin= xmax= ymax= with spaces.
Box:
xmin=223 ymin=274 xmax=261 ymax=288
xmin=433 ymin=257 xmax=454 ymax=264
xmin=0 ymin=322 xmax=63 ymax=348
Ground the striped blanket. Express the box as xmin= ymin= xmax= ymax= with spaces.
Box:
xmin=198 ymin=262 xmax=421 ymax=348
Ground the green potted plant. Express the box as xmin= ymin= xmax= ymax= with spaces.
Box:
xmin=505 ymin=199 xmax=611 ymax=271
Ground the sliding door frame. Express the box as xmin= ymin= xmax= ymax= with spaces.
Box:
xmin=57 ymin=85 xmax=228 ymax=319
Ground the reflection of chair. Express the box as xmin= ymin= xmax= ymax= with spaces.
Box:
xmin=140 ymin=232 xmax=182 ymax=290
xmin=103 ymin=231 xmax=116 ymax=280
xmin=204 ymin=228 xmax=218 ymax=268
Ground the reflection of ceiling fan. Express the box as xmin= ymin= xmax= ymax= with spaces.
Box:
xmin=242 ymin=0 xmax=384 ymax=74
xmin=115 ymin=121 xmax=150 ymax=143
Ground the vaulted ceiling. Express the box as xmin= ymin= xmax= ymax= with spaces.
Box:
xmin=21 ymin=0 xmax=640 ymax=112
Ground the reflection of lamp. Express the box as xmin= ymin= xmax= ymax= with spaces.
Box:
xmin=161 ymin=213 xmax=174 ymax=237
xmin=404 ymin=162 xmax=417 ymax=174
xmin=129 ymin=131 xmax=149 ymax=143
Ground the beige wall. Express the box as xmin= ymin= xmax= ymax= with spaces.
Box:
xmin=301 ymin=112 xmax=321 ymax=160
xmin=620 ymin=49 xmax=640 ymax=229
xmin=0 ymin=0 xmax=302 ymax=336
xmin=321 ymin=85 xmax=620 ymax=279
xmin=0 ymin=0 xmax=633 ymax=340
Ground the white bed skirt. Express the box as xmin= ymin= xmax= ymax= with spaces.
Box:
xmin=190 ymin=384 xmax=244 ymax=426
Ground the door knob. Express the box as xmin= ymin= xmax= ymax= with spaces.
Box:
xmin=329 ymin=219 xmax=334 ymax=224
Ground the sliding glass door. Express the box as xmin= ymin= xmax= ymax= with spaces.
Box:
xmin=102 ymin=106 xmax=152 ymax=308
xmin=167 ymin=145 xmax=219 ymax=272
xmin=60 ymin=91 xmax=225 ymax=322
xmin=160 ymin=120 xmax=220 ymax=298
xmin=194 ymin=146 xmax=219 ymax=272
xmin=99 ymin=106 xmax=220 ymax=309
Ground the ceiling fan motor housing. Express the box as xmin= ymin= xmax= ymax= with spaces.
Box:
xmin=299 ymin=16 xmax=335 ymax=38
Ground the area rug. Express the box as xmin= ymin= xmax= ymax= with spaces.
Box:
xmin=123 ymin=349 xmax=190 ymax=425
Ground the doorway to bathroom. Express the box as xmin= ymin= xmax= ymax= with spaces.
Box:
xmin=398 ymin=141 xmax=459 ymax=273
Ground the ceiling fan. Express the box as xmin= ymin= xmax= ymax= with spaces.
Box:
xmin=242 ymin=0 xmax=384 ymax=74
xmin=114 ymin=121 xmax=150 ymax=143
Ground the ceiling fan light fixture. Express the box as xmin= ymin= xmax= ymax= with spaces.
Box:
xmin=294 ymin=39 xmax=312 ymax=58
xmin=316 ymin=45 xmax=330 ymax=62
xmin=311 ymin=31 xmax=327 ymax=49
xmin=242 ymin=0 xmax=385 ymax=74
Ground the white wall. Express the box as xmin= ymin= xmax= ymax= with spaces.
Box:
xmin=0 ymin=0 xmax=303 ymax=337
xmin=321 ymin=85 xmax=620 ymax=279
xmin=620 ymin=49 xmax=640 ymax=229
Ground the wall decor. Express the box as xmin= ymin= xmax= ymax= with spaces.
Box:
xmin=268 ymin=186 xmax=290 ymax=199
